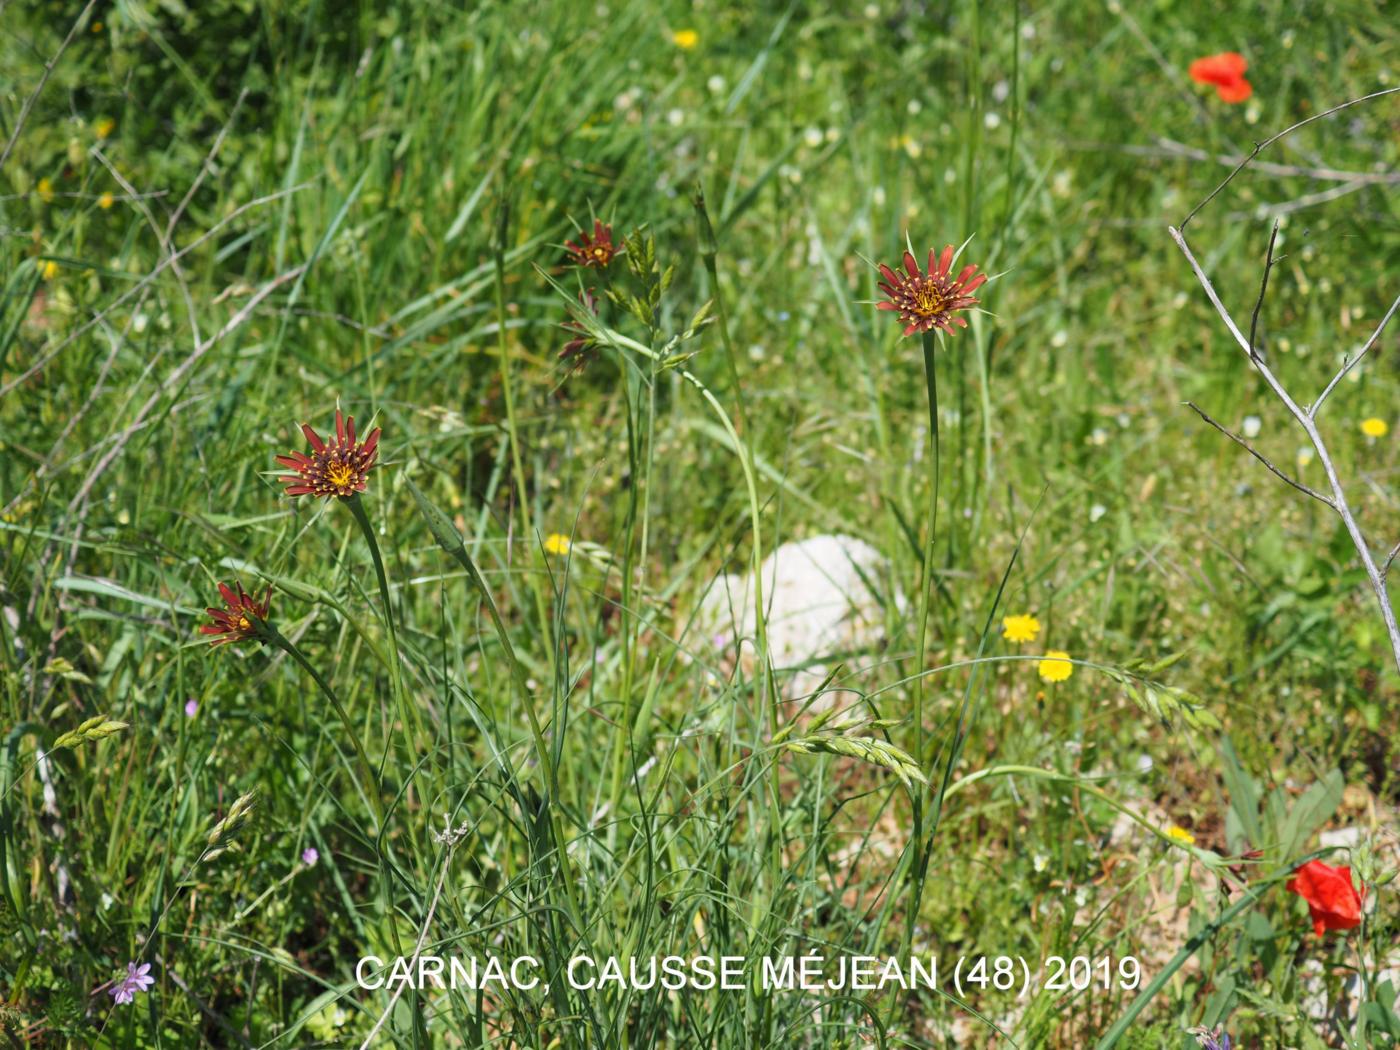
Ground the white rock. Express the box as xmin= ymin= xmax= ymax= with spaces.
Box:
xmin=694 ymin=534 xmax=899 ymax=700
xmin=1320 ymin=826 xmax=1362 ymax=849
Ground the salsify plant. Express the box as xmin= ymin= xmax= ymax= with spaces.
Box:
xmin=869 ymin=239 xmax=987 ymax=960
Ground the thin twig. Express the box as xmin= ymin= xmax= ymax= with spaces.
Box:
xmin=65 ymin=265 xmax=307 ymax=514
xmin=0 ymin=0 xmax=99 ymax=174
xmin=1136 ymin=138 xmax=1400 ymax=185
xmin=1248 ymin=178 xmax=1376 ymax=219
xmin=0 ymin=183 xmax=313 ymax=399
xmin=1179 ymin=86 xmax=1400 ymax=229
xmin=1184 ymin=402 xmax=1332 ymax=507
xmin=1384 ymin=540 xmax=1400 ymax=581
xmin=1247 ymin=221 xmax=1280 ymax=361
xmin=358 ymin=844 xmax=455 ymax=1049
xmin=1312 ymin=292 xmax=1400 ymax=418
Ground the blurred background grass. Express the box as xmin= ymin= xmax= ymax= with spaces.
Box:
xmin=2 ymin=0 xmax=1398 ymax=1046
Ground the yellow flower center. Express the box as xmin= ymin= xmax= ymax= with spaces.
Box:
xmin=237 ymin=615 xmax=251 ymax=632
xmin=912 ymin=282 xmax=946 ymax=317
xmin=326 ymin=461 xmax=355 ymax=489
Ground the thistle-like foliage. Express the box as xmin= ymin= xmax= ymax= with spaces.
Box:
xmin=51 ymin=715 xmax=128 ymax=750
xmin=777 ymin=701 xmax=926 ymax=790
xmin=204 ymin=791 xmax=257 ymax=861
xmin=607 ymin=228 xmax=674 ymax=329
xmin=1102 ymin=652 xmax=1221 ymax=732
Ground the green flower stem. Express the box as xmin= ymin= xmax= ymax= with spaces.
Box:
xmin=1092 ymin=853 xmax=1329 ymax=1050
xmin=404 ymin=477 xmax=585 ymax=928
xmin=897 ymin=331 xmax=941 ymax=958
xmin=345 ymin=493 xmax=423 ymax=749
xmin=606 ymin=363 xmax=646 ymax=826
xmin=260 ymin=621 xmax=384 ymax=835
xmin=259 ymin=618 xmax=420 ymax=1035
xmin=492 ymin=200 xmax=556 ymax=681
xmin=599 ymin=311 xmax=784 ymax=882
xmin=694 ymin=188 xmax=783 ymax=878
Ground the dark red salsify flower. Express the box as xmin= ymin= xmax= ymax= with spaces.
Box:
xmin=560 ymin=288 xmax=599 ymax=366
xmin=276 ymin=409 xmax=381 ymax=499
xmin=1287 ymin=859 xmax=1364 ymax=937
xmin=199 ymin=582 xmax=272 ymax=646
xmin=875 ymin=245 xmax=987 ymax=337
xmin=565 ymin=220 xmax=620 ymax=269
xmin=1189 ymin=52 xmax=1252 ymax=103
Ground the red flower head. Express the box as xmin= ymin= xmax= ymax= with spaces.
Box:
xmin=1189 ymin=52 xmax=1252 ymax=103
xmin=1287 ymin=859 xmax=1364 ymax=937
xmin=875 ymin=245 xmax=987 ymax=337
xmin=199 ymin=582 xmax=272 ymax=647
xmin=276 ymin=409 xmax=381 ymax=499
xmin=565 ymin=220 xmax=620 ymax=269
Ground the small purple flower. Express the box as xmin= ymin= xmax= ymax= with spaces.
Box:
xmin=184 ymin=699 xmax=198 ymax=717
xmin=301 ymin=847 xmax=318 ymax=866
xmin=108 ymin=961 xmax=154 ymax=1005
xmin=1189 ymin=1027 xmax=1232 ymax=1050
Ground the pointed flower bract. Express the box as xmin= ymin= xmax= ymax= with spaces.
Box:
xmin=276 ymin=409 xmax=381 ymax=499
xmin=875 ymin=245 xmax=986 ymax=337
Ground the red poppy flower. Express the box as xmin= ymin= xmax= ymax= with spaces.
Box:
xmin=1286 ymin=859 xmax=1364 ymax=936
xmin=276 ymin=409 xmax=381 ymax=499
xmin=875 ymin=245 xmax=987 ymax=337
xmin=199 ymin=582 xmax=272 ymax=647
xmin=1189 ymin=52 xmax=1252 ymax=103
xmin=565 ymin=220 xmax=621 ymax=269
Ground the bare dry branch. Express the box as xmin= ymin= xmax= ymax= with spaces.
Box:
xmin=1247 ymin=221 xmax=1280 ymax=361
xmin=1184 ymin=402 xmax=1332 ymax=507
xmin=1141 ymin=138 xmax=1400 ymax=185
xmin=1179 ymin=85 xmax=1400 ymax=229
xmin=1171 ymin=220 xmax=1400 ymax=674
xmin=1312 ymin=292 xmax=1400 ymax=418
xmin=0 ymin=0 xmax=100 ymax=174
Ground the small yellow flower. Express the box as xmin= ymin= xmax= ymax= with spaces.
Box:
xmin=98 ymin=191 xmax=115 ymax=210
xmin=543 ymin=533 xmax=572 ymax=556
xmin=94 ymin=117 xmax=115 ymax=140
xmin=1361 ymin=417 xmax=1388 ymax=439
xmin=671 ymin=28 xmax=699 ymax=49
xmin=1166 ymin=825 xmax=1196 ymax=847
xmin=1037 ymin=650 xmax=1073 ymax=683
xmin=41 ymin=260 xmax=58 ymax=281
xmin=1001 ymin=613 xmax=1041 ymax=644
xmin=37 ymin=177 xmax=54 ymax=204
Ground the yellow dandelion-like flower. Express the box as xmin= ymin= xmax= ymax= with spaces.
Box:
xmin=1361 ymin=417 xmax=1388 ymax=439
xmin=41 ymin=260 xmax=58 ymax=281
xmin=1001 ymin=613 xmax=1041 ymax=644
xmin=94 ymin=117 xmax=115 ymax=140
xmin=1037 ymin=650 xmax=1073 ymax=683
xmin=543 ymin=533 xmax=572 ymax=556
xmin=37 ymin=177 xmax=54 ymax=204
xmin=1166 ymin=825 xmax=1196 ymax=847
xmin=671 ymin=28 xmax=699 ymax=49
xmin=98 ymin=192 xmax=115 ymax=210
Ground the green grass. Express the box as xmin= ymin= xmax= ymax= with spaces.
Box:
xmin=2 ymin=1 xmax=1399 ymax=1046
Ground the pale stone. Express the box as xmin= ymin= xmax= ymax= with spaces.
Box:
xmin=694 ymin=534 xmax=899 ymax=700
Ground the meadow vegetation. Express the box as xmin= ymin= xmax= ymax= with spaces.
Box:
xmin=1 ymin=1 xmax=1398 ymax=1046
